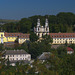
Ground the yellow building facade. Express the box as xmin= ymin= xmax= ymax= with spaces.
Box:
xmin=50 ymin=33 xmax=75 ymax=44
xmin=0 ymin=32 xmax=30 ymax=44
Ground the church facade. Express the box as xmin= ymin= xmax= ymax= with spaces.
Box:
xmin=34 ymin=19 xmax=75 ymax=44
xmin=34 ymin=19 xmax=49 ymax=38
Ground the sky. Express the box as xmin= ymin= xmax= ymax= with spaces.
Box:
xmin=0 ymin=0 xmax=75 ymax=20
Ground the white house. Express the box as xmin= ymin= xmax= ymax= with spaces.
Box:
xmin=3 ymin=50 xmax=31 ymax=66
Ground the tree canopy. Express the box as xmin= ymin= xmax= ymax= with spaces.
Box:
xmin=0 ymin=12 xmax=75 ymax=33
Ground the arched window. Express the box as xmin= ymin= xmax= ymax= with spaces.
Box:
xmin=1 ymin=34 xmax=3 ymax=37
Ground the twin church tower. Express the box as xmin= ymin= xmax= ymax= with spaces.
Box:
xmin=34 ymin=18 xmax=49 ymax=38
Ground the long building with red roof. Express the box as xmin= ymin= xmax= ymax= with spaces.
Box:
xmin=49 ymin=33 xmax=75 ymax=44
xmin=0 ymin=32 xmax=30 ymax=44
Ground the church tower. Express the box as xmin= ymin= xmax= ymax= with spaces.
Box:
xmin=45 ymin=18 xmax=49 ymax=35
xmin=37 ymin=18 xmax=40 ymax=27
xmin=34 ymin=18 xmax=49 ymax=38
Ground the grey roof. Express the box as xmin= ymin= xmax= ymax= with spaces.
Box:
xmin=37 ymin=52 xmax=51 ymax=60
xmin=4 ymin=50 xmax=28 ymax=55
xmin=51 ymin=45 xmax=65 ymax=49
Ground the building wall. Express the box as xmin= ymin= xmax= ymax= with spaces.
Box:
xmin=6 ymin=37 xmax=17 ymax=42
xmin=19 ymin=38 xmax=29 ymax=44
xmin=34 ymin=19 xmax=49 ymax=38
xmin=0 ymin=32 xmax=30 ymax=44
xmin=5 ymin=54 xmax=31 ymax=61
xmin=52 ymin=38 xmax=75 ymax=44
xmin=0 ymin=32 xmax=6 ymax=43
xmin=67 ymin=51 xmax=74 ymax=54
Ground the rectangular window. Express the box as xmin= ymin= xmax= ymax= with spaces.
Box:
xmin=20 ymin=58 xmax=22 ymax=60
xmin=16 ymin=58 xmax=18 ymax=60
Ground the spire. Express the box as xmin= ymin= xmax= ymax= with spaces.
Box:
xmin=37 ymin=18 xmax=40 ymax=27
xmin=45 ymin=18 xmax=48 ymax=27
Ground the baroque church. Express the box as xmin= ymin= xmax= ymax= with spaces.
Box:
xmin=34 ymin=19 xmax=75 ymax=44
xmin=34 ymin=18 xmax=49 ymax=38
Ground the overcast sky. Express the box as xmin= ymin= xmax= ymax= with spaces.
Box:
xmin=0 ymin=0 xmax=75 ymax=20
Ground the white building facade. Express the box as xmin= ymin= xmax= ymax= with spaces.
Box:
xmin=3 ymin=50 xmax=31 ymax=66
xmin=50 ymin=33 xmax=75 ymax=44
xmin=34 ymin=19 xmax=49 ymax=38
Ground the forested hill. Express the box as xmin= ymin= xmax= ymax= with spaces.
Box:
xmin=0 ymin=19 xmax=19 ymax=23
xmin=1 ymin=12 xmax=75 ymax=33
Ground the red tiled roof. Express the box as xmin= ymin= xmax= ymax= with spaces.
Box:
xmin=49 ymin=33 xmax=75 ymax=38
xmin=4 ymin=32 xmax=30 ymax=38
xmin=67 ymin=47 xmax=74 ymax=51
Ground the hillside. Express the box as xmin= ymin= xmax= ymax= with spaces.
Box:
xmin=0 ymin=12 xmax=75 ymax=33
xmin=0 ymin=19 xmax=19 ymax=23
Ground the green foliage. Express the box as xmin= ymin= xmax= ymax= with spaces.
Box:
xmin=1 ymin=12 xmax=75 ymax=33
xmin=0 ymin=45 xmax=75 ymax=75
xmin=0 ymin=44 xmax=4 ymax=51
xmin=69 ymin=44 xmax=75 ymax=52
xmin=29 ymin=35 xmax=53 ymax=58
xmin=56 ymin=46 xmax=67 ymax=58
xmin=65 ymin=40 xmax=68 ymax=46
xmin=30 ymin=32 xmax=39 ymax=42
xmin=19 ymin=18 xmax=32 ymax=33
xmin=0 ymin=12 xmax=75 ymax=74
xmin=7 ymin=56 xmax=10 ymax=68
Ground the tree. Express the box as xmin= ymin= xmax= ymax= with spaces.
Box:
xmin=19 ymin=18 xmax=32 ymax=33
xmin=0 ymin=44 xmax=4 ymax=51
xmin=65 ymin=40 xmax=68 ymax=46
xmin=29 ymin=35 xmax=53 ymax=58
xmin=42 ymin=35 xmax=53 ymax=44
xmin=7 ymin=56 xmax=10 ymax=68
xmin=69 ymin=44 xmax=75 ymax=52
xmin=30 ymin=32 xmax=39 ymax=42
xmin=56 ymin=46 xmax=67 ymax=58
